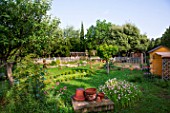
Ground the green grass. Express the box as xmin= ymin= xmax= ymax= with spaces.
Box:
xmin=47 ymin=63 xmax=170 ymax=113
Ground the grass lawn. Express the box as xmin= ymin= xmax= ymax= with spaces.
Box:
xmin=0 ymin=62 xmax=169 ymax=113
xmin=47 ymin=62 xmax=170 ymax=113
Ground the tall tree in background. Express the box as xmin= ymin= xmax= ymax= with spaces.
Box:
xmin=86 ymin=20 xmax=112 ymax=51
xmin=111 ymin=24 xmax=130 ymax=56
xmin=110 ymin=23 xmax=149 ymax=56
xmin=123 ymin=24 xmax=149 ymax=54
xmin=154 ymin=38 xmax=161 ymax=47
xmin=63 ymin=26 xmax=80 ymax=53
xmin=80 ymin=22 xmax=85 ymax=51
xmin=148 ymin=38 xmax=155 ymax=50
xmin=0 ymin=0 xmax=52 ymax=85
xmin=161 ymin=26 xmax=170 ymax=48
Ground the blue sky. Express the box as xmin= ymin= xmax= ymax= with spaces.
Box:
xmin=49 ymin=0 xmax=170 ymax=39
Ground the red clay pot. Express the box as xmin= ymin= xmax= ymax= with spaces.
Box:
xmin=85 ymin=88 xmax=97 ymax=95
xmin=73 ymin=88 xmax=85 ymax=101
xmin=97 ymin=92 xmax=104 ymax=100
xmin=85 ymin=93 xmax=97 ymax=101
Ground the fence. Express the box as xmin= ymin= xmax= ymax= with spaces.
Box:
xmin=114 ymin=57 xmax=141 ymax=64
xmin=35 ymin=56 xmax=141 ymax=64
xmin=35 ymin=57 xmax=81 ymax=64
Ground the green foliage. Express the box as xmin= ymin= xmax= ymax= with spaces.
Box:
xmin=50 ymin=60 xmax=56 ymax=66
xmin=43 ymin=64 xmax=170 ymax=113
xmin=0 ymin=0 xmax=52 ymax=61
xmin=79 ymin=60 xmax=83 ymax=64
xmin=86 ymin=20 xmax=149 ymax=55
xmin=45 ymin=82 xmax=68 ymax=99
xmin=0 ymin=0 xmax=60 ymax=85
xmin=49 ymin=68 xmax=93 ymax=82
xmin=154 ymin=79 xmax=169 ymax=88
xmin=62 ymin=26 xmax=80 ymax=53
xmin=2 ymin=63 xmax=169 ymax=113
xmin=127 ymin=75 xmax=143 ymax=83
xmin=148 ymin=38 xmax=162 ymax=50
xmin=55 ymin=73 xmax=90 ymax=82
xmin=97 ymin=44 xmax=118 ymax=61
xmin=80 ymin=22 xmax=85 ymax=51
xmin=33 ymin=17 xmax=61 ymax=57
xmin=86 ymin=20 xmax=112 ymax=50
xmin=13 ymin=55 xmax=46 ymax=101
xmin=161 ymin=26 xmax=170 ymax=48
xmin=0 ymin=81 xmax=9 ymax=102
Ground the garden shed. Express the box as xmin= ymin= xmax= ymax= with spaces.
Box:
xmin=148 ymin=46 xmax=170 ymax=80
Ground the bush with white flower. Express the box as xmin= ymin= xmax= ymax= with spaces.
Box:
xmin=99 ymin=78 xmax=142 ymax=110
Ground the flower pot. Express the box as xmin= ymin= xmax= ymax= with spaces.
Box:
xmin=85 ymin=93 xmax=97 ymax=101
xmin=85 ymin=88 xmax=96 ymax=95
xmin=97 ymin=92 xmax=104 ymax=100
xmin=73 ymin=88 xmax=85 ymax=101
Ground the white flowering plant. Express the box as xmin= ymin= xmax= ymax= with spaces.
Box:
xmin=99 ymin=78 xmax=142 ymax=109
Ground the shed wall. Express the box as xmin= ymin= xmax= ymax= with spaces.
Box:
xmin=149 ymin=46 xmax=170 ymax=76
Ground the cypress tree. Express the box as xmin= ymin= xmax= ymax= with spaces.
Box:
xmin=80 ymin=22 xmax=85 ymax=51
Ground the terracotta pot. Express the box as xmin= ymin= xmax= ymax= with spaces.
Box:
xmin=85 ymin=93 xmax=97 ymax=101
xmin=96 ymin=96 xmax=102 ymax=102
xmin=85 ymin=88 xmax=97 ymax=95
xmin=97 ymin=92 xmax=104 ymax=100
xmin=73 ymin=88 xmax=85 ymax=101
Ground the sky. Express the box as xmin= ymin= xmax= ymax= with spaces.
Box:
xmin=49 ymin=0 xmax=170 ymax=39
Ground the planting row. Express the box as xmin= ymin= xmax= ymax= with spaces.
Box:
xmin=55 ymin=73 xmax=91 ymax=82
xmin=44 ymin=72 xmax=92 ymax=83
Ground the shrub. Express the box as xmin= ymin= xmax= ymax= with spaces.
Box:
xmin=72 ymin=70 xmax=76 ymax=74
xmin=128 ymin=75 xmax=143 ymax=83
xmin=50 ymin=61 xmax=56 ymax=66
xmin=55 ymin=73 xmax=88 ymax=82
xmin=154 ymin=78 xmax=169 ymax=88
xmin=44 ymin=82 xmax=67 ymax=99
xmin=99 ymin=78 xmax=142 ymax=111
xmin=79 ymin=60 xmax=83 ymax=64
xmin=56 ymin=59 xmax=61 ymax=66
xmin=69 ymin=70 xmax=73 ymax=74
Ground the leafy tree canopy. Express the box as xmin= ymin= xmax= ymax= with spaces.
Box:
xmin=0 ymin=0 xmax=54 ymax=85
xmin=161 ymin=26 xmax=170 ymax=48
xmin=97 ymin=43 xmax=118 ymax=74
xmin=97 ymin=44 xmax=118 ymax=61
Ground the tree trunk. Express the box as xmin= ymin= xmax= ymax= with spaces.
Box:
xmin=141 ymin=53 xmax=144 ymax=64
xmin=106 ymin=61 xmax=109 ymax=75
xmin=6 ymin=63 xmax=14 ymax=86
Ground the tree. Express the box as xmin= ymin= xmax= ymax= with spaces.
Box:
xmin=161 ymin=26 xmax=170 ymax=48
xmin=110 ymin=23 xmax=150 ymax=57
xmin=63 ymin=26 xmax=80 ymax=53
xmin=97 ymin=44 xmax=118 ymax=74
xmin=27 ymin=17 xmax=61 ymax=58
xmin=111 ymin=24 xmax=130 ymax=56
xmin=0 ymin=0 xmax=52 ymax=85
xmin=154 ymin=38 xmax=161 ymax=47
xmin=148 ymin=38 xmax=155 ymax=50
xmin=86 ymin=20 xmax=112 ymax=51
xmin=85 ymin=25 xmax=96 ymax=53
xmin=80 ymin=22 xmax=85 ymax=52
